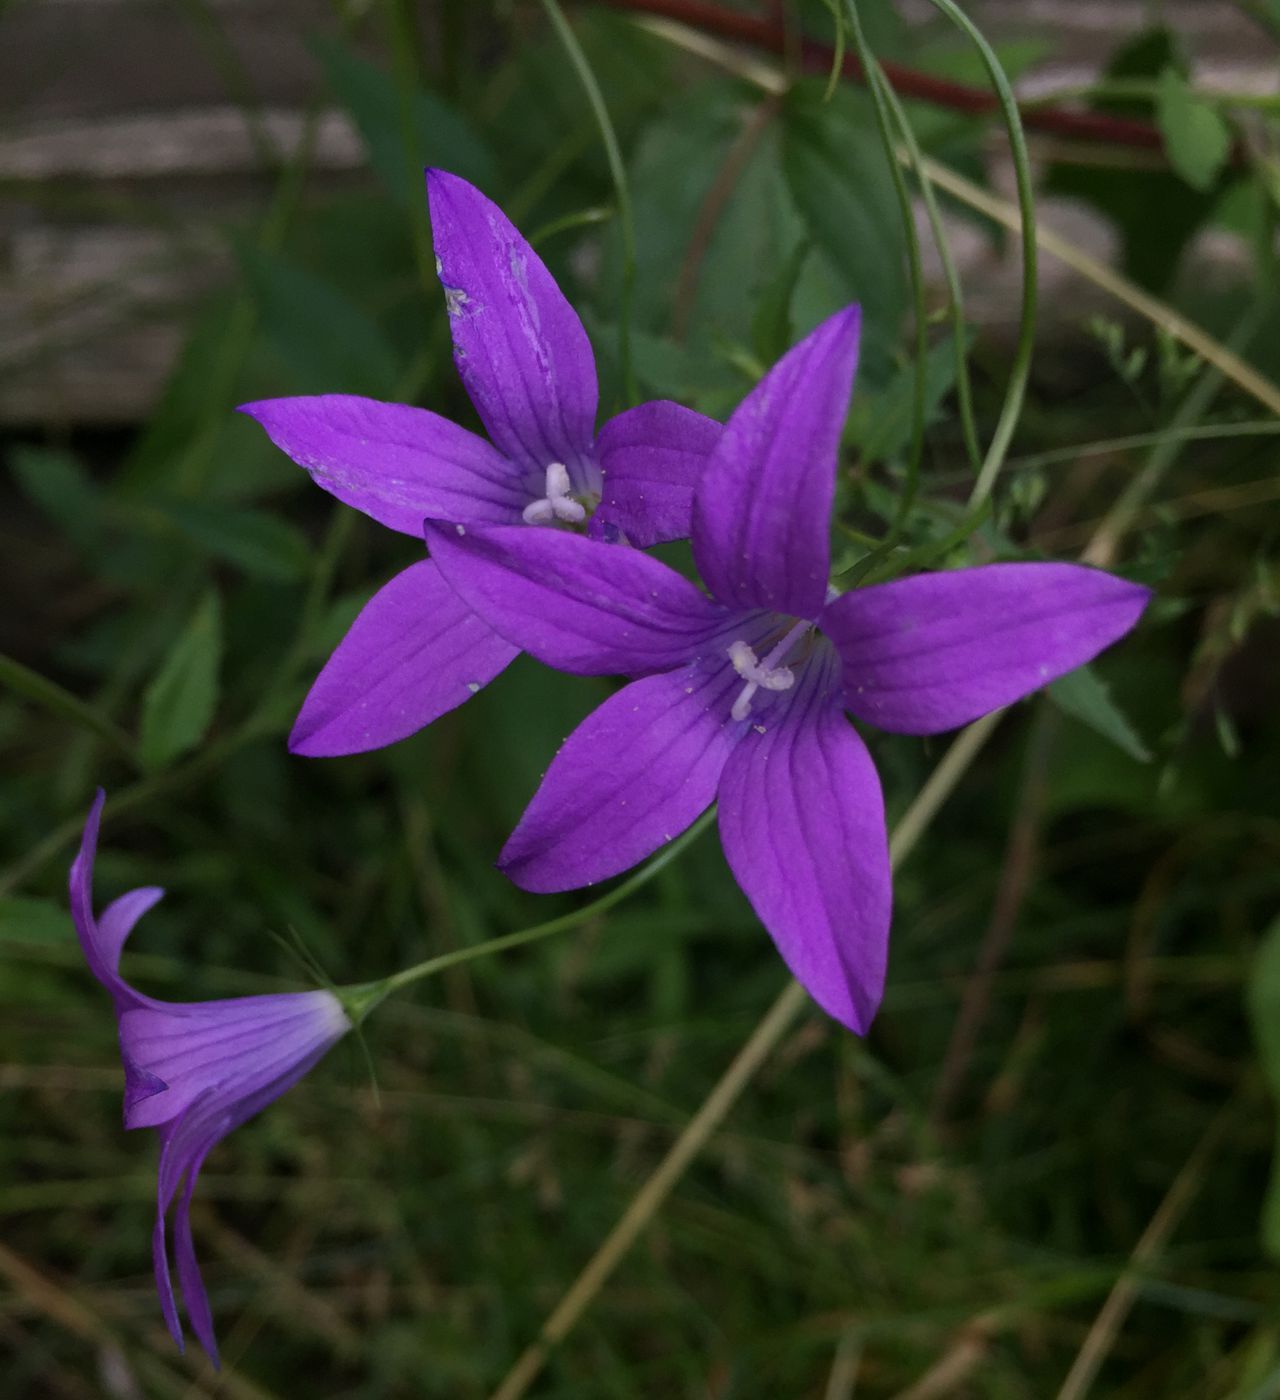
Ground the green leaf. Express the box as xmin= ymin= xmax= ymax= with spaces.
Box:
xmin=1156 ymin=67 xmax=1232 ymax=193
xmin=7 ymin=446 xmax=103 ymax=552
xmin=0 ymin=652 xmax=136 ymax=761
xmin=153 ymin=500 xmax=311 ymax=582
xmin=845 ymin=333 xmax=969 ymax=462
xmin=1048 ymin=664 xmax=1152 ymax=763
xmin=237 ymin=243 xmax=401 ymax=396
xmin=781 ymin=82 xmax=906 ymax=385
xmin=1248 ymin=915 xmax=1280 ymax=1259
xmin=118 ymin=298 xmax=241 ymax=490
xmin=310 ymin=34 xmax=497 ymax=203
xmin=751 ymin=241 xmax=810 ymax=365
xmin=139 ymin=592 xmax=223 ymax=771
xmin=1044 ymin=30 xmax=1215 ymax=290
xmin=0 ymin=897 xmax=75 ymax=946
xmin=599 ymin=90 xmax=796 ymax=349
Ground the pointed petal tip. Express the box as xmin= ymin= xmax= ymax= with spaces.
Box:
xmin=286 ymin=717 xmax=365 ymax=759
xmin=72 ymin=790 xmax=105 ymax=894
xmin=831 ymin=301 xmax=862 ymax=335
xmin=285 ymin=721 xmax=325 ymax=758
xmin=288 ymin=557 xmax=517 ymax=755
xmin=425 ymin=165 xmax=484 ymax=214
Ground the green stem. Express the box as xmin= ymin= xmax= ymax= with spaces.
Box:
xmin=1022 ymin=77 xmax=1280 ymax=115
xmin=1001 ymin=421 xmax=1280 ymax=476
xmin=920 ymin=0 xmax=1037 ymax=510
xmin=877 ymin=64 xmax=982 ymax=475
xmin=0 ymin=653 xmax=138 ymax=768
xmin=343 ymin=806 xmax=719 ymax=1024
xmin=542 ymin=0 xmax=639 ymax=404
xmin=528 ymin=205 xmax=616 ymax=248
xmin=384 ymin=0 xmax=439 ymax=296
xmin=845 ymin=2 xmax=927 ymax=543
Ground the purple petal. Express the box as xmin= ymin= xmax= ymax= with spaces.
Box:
xmin=717 ymin=647 xmax=891 ymax=1033
xmin=122 ymin=1051 xmax=170 ymax=1120
xmin=424 ymin=521 xmax=726 ymax=676
xmin=238 ymin=395 xmax=524 ymax=536
xmin=152 ymin=1208 xmax=184 ymax=1352
xmin=98 ymin=887 xmax=165 ymax=972
xmin=143 ymin=999 xmax=347 ymax=1361
xmin=591 ymin=401 xmax=722 ymax=547
xmin=693 ymin=307 xmax=860 ymax=618
xmin=173 ymin=1154 xmax=219 ymax=1367
xmin=290 ymin=559 xmax=518 ymax=756
xmin=69 ymin=790 xmax=109 ymax=982
xmin=69 ymin=791 xmax=149 ymax=1009
xmin=426 ymin=168 xmax=598 ymax=473
xmin=152 ymin=1096 xmax=220 ymax=1357
xmin=119 ymin=991 xmax=349 ymax=1131
xmin=500 ymin=665 xmax=740 ymax=892
xmin=821 ymin=562 xmax=1152 ymax=735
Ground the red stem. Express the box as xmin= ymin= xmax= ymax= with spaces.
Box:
xmin=599 ymin=0 xmax=1176 ymax=154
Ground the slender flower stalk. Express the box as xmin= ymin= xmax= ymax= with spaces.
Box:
xmin=240 ymin=169 xmax=719 ymax=757
xmin=423 ymin=306 xmax=1151 ymax=1032
xmin=71 ymin=792 xmax=350 ymax=1365
xmin=344 ymin=806 xmax=719 ymax=1024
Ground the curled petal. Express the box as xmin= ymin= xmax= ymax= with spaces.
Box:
xmin=424 ymin=521 xmax=726 ymax=676
xmin=98 ymin=888 xmax=165 ymax=975
xmin=427 ymin=168 xmax=598 ymax=474
xmin=717 ymin=646 xmax=891 ymax=1034
xmin=70 ymin=791 xmax=156 ymax=1010
xmin=290 ymin=559 xmax=518 ymax=757
xmin=592 ymin=400 xmax=721 ymax=547
xmin=500 ymin=665 xmax=740 ymax=892
xmin=821 ymin=562 xmax=1152 ymax=735
xmin=693 ymin=307 xmax=860 ymax=618
xmin=173 ymin=1160 xmax=218 ymax=1365
xmin=238 ymin=394 xmax=525 ymax=536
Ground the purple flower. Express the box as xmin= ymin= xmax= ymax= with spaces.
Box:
xmin=422 ymin=307 xmax=1151 ymax=1033
xmin=240 ymin=169 xmax=719 ymax=756
xmin=71 ymin=791 xmax=349 ymax=1365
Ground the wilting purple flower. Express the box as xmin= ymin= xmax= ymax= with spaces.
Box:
xmin=71 ymin=791 xmax=349 ymax=1364
xmin=240 ymin=169 xmax=719 ymax=757
xmin=423 ymin=306 xmax=1151 ymax=1032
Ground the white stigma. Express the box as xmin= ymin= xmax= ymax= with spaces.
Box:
xmin=523 ymin=462 xmax=586 ymax=525
xmin=728 ymin=638 xmax=795 ymax=722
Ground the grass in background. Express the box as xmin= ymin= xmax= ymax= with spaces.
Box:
xmin=2 ymin=2 xmax=1280 ymax=1396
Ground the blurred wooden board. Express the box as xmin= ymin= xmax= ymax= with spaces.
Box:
xmin=0 ymin=0 xmax=1274 ymax=426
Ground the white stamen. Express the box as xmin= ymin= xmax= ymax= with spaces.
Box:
xmin=523 ymin=461 xmax=586 ymax=525
xmin=522 ymin=498 xmax=555 ymax=525
xmin=727 ymin=622 xmax=809 ymax=721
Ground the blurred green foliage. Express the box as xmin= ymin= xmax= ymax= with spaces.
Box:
xmin=2 ymin=2 xmax=1280 ymax=1397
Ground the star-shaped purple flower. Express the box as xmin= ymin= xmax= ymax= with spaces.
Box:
xmin=240 ymin=169 xmax=719 ymax=756
xmin=422 ymin=306 xmax=1151 ymax=1032
xmin=71 ymin=792 xmax=350 ymax=1364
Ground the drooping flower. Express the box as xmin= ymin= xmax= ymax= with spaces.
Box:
xmin=422 ymin=306 xmax=1151 ymax=1033
xmin=71 ymin=791 xmax=350 ymax=1364
xmin=240 ymin=168 xmax=719 ymax=756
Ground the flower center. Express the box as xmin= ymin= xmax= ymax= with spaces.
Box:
xmin=727 ymin=619 xmax=810 ymax=721
xmin=523 ymin=462 xmax=586 ymax=526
